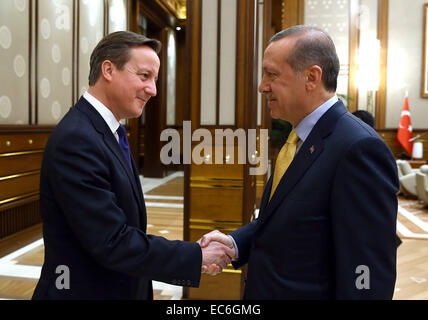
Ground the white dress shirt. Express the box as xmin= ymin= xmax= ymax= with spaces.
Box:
xmin=82 ymin=91 xmax=121 ymax=143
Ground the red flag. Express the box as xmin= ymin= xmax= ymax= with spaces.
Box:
xmin=397 ymin=94 xmax=413 ymax=156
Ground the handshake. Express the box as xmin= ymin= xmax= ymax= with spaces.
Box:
xmin=197 ymin=230 xmax=236 ymax=276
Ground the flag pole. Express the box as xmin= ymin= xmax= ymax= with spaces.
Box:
xmin=409 ymin=131 xmax=428 ymax=142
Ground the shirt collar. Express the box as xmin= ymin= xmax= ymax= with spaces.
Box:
xmin=82 ymin=91 xmax=120 ymax=135
xmin=294 ymin=95 xmax=338 ymax=143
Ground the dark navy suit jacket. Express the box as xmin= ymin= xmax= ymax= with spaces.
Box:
xmin=231 ymin=100 xmax=399 ymax=299
xmin=32 ymin=97 xmax=202 ymax=300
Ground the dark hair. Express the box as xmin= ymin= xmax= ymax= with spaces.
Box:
xmin=352 ymin=110 xmax=375 ymax=128
xmin=88 ymin=31 xmax=161 ymax=85
xmin=269 ymin=25 xmax=340 ymax=92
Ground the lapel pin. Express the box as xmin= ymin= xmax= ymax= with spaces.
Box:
xmin=309 ymin=145 xmax=315 ymax=154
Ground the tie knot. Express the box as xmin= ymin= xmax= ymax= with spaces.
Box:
xmin=117 ymin=124 xmax=126 ymax=139
xmin=286 ymin=129 xmax=299 ymax=145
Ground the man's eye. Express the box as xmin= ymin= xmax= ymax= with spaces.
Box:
xmin=264 ymin=71 xmax=274 ymax=78
xmin=138 ymin=73 xmax=149 ymax=80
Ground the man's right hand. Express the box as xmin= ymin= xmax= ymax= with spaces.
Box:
xmin=199 ymin=230 xmax=235 ymax=250
xmin=198 ymin=230 xmax=236 ymax=275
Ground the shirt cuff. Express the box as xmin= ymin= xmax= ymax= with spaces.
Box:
xmin=228 ymin=235 xmax=239 ymax=261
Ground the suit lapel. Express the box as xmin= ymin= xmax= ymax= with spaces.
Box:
xmin=103 ymin=133 xmax=145 ymax=211
xmin=76 ymin=98 xmax=146 ymax=217
xmin=257 ymin=100 xmax=348 ymax=229
xmin=257 ymin=131 xmax=325 ymax=227
xmin=259 ymin=175 xmax=272 ymax=212
xmin=131 ymin=157 xmax=147 ymax=230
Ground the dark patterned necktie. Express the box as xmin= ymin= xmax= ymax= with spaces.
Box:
xmin=117 ymin=124 xmax=133 ymax=171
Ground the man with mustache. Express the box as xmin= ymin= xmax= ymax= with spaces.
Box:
xmin=201 ymin=25 xmax=399 ymax=299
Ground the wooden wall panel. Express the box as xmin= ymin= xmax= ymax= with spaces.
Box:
xmin=348 ymin=0 xmax=359 ymax=113
xmin=190 ymin=144 xmax=245 ymax=180
xmin=188 ymin=271 xmax=242 ymax=300
xmin=0 ymin=133 xmax=48 ymax=153
xmin=0 ymin=129 xmax=51 ymax=239
xmin=375 ymin=0 xmax=389 ymax=129
xmin=282 ymin=0 xmax=304 ymax=29
xmin=189 ymin=185 xmax=243 ymax=221
xmin=0 ymin=152 xmax=43 ymax=177
xmin=0 ymin=173 xmax=40 ymax=203
xmin=0 ymin=200 xmax=40 ymax=239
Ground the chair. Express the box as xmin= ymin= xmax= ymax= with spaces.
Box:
xmin=415 ymin=172 xmax=428 ymax=206
xmin=420 ymin=165 xmax=428 ymax=175
xmin=396 ymin=160 xmax=418 ymax=197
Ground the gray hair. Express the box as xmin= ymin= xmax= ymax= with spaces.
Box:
xmin=269 ymin=25 xmax=340 ymax=92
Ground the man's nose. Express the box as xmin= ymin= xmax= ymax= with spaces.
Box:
xmin=258 ymin=77 xmax=270 ymax=94
xmin=145 ymin=80 xmax=157 ymax=97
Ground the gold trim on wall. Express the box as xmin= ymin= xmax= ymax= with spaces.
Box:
xmin=190 ymin=218 xmax=242 ymax=225
xmin=189 ymin=224 xmax=239 ymax=232
xmin=0 ymin=191 xmax=39 ymax=205
xmin=0 ymin=170 xmax=40 ymax=181
xmin=190 ymin=177 xmax=243 ymax=182
xmin=222 ymin=268 xmax=242 ymax=274
xmin=190 ymin=183 xmax=243 ymax=189
xmin=0 ymin=149 xmax=44 ymax=158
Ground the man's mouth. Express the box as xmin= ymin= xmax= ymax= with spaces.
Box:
xmin=137 ymin=96 xmax=147 ymax=104
xmin=267 ymin=97 xmax=277 ymax=106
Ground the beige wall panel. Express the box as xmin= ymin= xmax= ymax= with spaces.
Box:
xmin=304 ymin=0 xmax=349 ymax=98
xmin=167 ymin=28 xmax=177 ymax=126
xmin=357 ymin=0 xmax=378 ymax=111
xmin=78 ymin=0 xmax=104 ymax=98
xmin=0 ymin=0 xmax=30 ymax=124
xmin=108 ymin=0 xmax=127 ymax=33
xmin=37 ymin=0 xmax=73 ymax=124
xmin=218 ymin=0 xmax=237 ymax=126
xmin=386 ymin=0 xmax=428 ymax=128
xmin=200 ymin=0 xmax=218 ymax=125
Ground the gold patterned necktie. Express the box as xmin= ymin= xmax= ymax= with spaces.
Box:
xmin=269 ymin=129 xmax=299 ymax=200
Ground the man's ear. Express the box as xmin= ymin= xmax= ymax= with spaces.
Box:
xmin=100 ymin=60 xmax=114 ymax=82
xmin=305 ymin=65 xmax=322 ymax=91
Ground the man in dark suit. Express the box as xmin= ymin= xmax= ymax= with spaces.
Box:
xmin=200 ymin=25 xmax=399 ymax=299
xmin=32 ymin=31 xmax=233 ymax=300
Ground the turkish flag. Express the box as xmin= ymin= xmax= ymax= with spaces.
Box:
xmin=397 ymin=94 xmax=413 ymax=156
